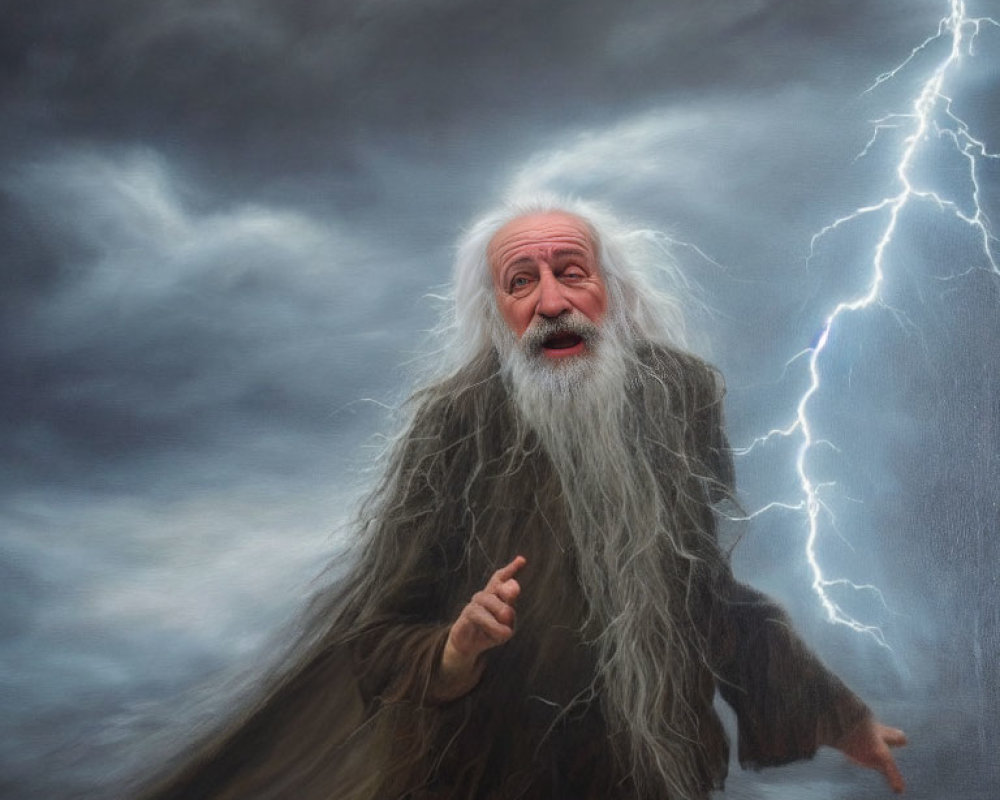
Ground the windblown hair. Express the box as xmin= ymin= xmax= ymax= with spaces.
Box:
xmin=354 ymin=195 xmax=729 ymax=799
xmin=401 ymin=195 xmax=729 ymax=797
xmin=139 ymin=196 xmax=732 ymax=800
xmin=432 ymin=192 xmax=698 ymax=384
xmin=512 ymin=342 xmax=729 ymax=799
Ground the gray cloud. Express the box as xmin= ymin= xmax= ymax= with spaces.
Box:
xmin=1 ymin=148 xmax=422 ymax=493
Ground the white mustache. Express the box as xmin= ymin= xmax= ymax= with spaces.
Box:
xmin=519 ymin=312 xmax=600 ymax=357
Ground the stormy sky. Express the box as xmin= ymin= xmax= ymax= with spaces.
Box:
xmin=2 ymin=1 xmax=998 ymax=797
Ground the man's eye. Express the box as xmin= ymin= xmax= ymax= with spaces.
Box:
xmin=510 ymin=276 xmax=532 ymax=291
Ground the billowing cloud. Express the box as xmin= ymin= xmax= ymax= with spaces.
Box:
xmin=1 ymin=147 xmax=415 ymax=496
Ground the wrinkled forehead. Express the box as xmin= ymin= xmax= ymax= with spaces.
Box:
xmin=487 ymin=211 xmax=598 ymax=274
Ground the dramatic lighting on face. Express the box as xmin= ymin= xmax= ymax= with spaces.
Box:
xmin=738 ymin=0 xmax=998 ymax=643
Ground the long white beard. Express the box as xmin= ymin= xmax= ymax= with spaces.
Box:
xmin=496 ymin=310 xmax=630 ymax=438
xmin=495 ymin=313 xmax=713 ymax=800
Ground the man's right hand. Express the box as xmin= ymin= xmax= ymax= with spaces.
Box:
xmin=436 ymin=555 xmax=526 ymax=700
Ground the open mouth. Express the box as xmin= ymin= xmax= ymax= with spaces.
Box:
xmin=543 ymin=332 xmax=583 ymax=349
xmin=539 ymin=331 xmax=586 ymax=357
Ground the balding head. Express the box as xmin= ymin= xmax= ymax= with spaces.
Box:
xmin=438 ymin=195 xmax=693 ymax=382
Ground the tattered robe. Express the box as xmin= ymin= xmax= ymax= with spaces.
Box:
xmin=145 ymin=346 xmax=868 ymax=800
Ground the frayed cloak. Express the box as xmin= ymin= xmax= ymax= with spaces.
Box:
xmin=141 ymin=346 xmax=868 ymax=800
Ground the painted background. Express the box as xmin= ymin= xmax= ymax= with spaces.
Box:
xmin=2 ymin=1 xmax=997 ymax=797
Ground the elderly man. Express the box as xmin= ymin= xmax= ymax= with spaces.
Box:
xmin=143 ymin=197 xmax=905 ymax=800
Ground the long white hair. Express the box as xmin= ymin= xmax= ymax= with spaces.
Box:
xmin=364 ymin=195 xmax=726 ymax=798
xmin=427 ymin=193 xmax=698 ymax=381
xmin=437 ymin=195 xmax=725 ymax=798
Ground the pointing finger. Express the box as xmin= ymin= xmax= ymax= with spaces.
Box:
xmin=494 ymin=555 xmax=527 ymax=583
xmin=481 ymin=556 xmax=526 ymax=606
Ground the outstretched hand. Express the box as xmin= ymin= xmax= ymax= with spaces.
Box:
xmin=834 ymin=716 xmax=907 ymax=793
xmin=437 ymin=555 xmax=526 ymax=699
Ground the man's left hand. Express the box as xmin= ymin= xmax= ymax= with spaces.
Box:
xmin=834 ymin=716 xmax=907 ymax=793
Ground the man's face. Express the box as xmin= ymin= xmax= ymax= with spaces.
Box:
xmin=488 ymin=212 xmax=608 ymax=360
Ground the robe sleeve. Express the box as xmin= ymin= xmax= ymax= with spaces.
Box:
xmin=345 ymin=394 xmax=475 ymax=711
xmin=347 ymin=509 xmax=462 ymax=709
xmin=708 ymin=580 xmax=870 ymax=768
xmin=691 ymin=362 xmax=871 ymax=768
xmin=353 ymin=619 xmax=452 ymax=707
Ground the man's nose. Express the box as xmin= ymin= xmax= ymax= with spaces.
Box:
xmin=535 ymin=268 xmax=571 ymax=319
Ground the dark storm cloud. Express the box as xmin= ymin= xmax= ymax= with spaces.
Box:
xmin=0 ymin=147 xmax=431 ymax=495
xmin=0 ymin=142 xmax=384 ymax=796
xmin=1 ymin=0 xmax=943 ymax=194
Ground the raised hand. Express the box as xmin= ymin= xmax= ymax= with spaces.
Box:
xmin=436 ymin=555 xmax=526 ymax=700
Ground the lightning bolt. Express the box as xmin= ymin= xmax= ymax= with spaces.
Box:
xmin=744 ymin=0 xmax=998 ymax=643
